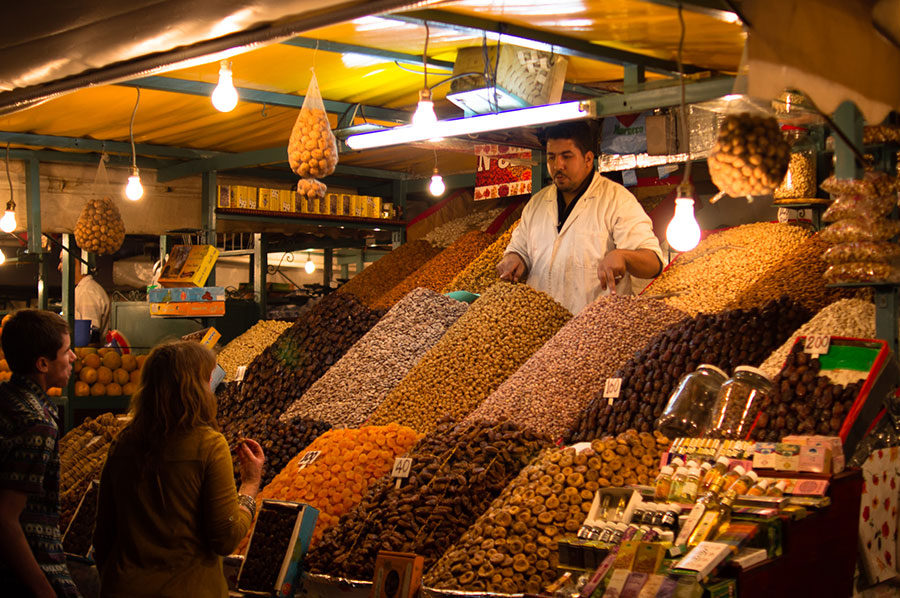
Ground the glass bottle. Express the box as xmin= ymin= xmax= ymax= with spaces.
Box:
xmin=678 ymin=467 xmax=702 ymax=503
xmin=725 ymin=469 xmax=758 ymax=496
xmin=711 ymin=464 xmax=746 ymax=497
xmin=687 ymin=493 xmax=736 ymax=547
xmin=657 ymin=364 xmax=729 ymax=437
xmin=774 ymin=125 xmax=817 ymax=199
xmin=766 ymin=480 xmax=788 ymax=497
xmin=667 ymin=467 xmax=689 ymax=502
xmin=709 ymin=367 xmax=775 ymax=439
xmin=653 ymin=466 xmax=675 ymax=501
xmin=746 ymin=479 xmax=770 ymax=497
xmin=701 ymin=456 xmax=731 ymax=492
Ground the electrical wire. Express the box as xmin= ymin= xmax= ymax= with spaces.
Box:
xmin=423 ymin=22 xmax=430 ymax=91
xmin=676 ymin=2 xmax=693 ymax=185
xmin=5 ymin=143 xmax=13 ymax=209
xmin=129 ymin=88 xmax=140 ymax=169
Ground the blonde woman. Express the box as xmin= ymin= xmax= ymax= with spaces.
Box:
xmin=92 ymin=341 xmax=264 ymax=598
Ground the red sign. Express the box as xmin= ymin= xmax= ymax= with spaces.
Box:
xmin=474 ymin=145 xmax=532 ymax=201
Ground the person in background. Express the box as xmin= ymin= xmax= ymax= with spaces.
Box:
xmin=0 ymin=309 xmax=80 ymax=597
xmin=496 ymin=121 xmax=663 ymax=314
xmin=92 ymin=341 xmax=264 ymax=598
xmin=73 ymin=267 xmax=110 ymax=343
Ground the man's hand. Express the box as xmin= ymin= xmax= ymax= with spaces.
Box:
xmin=496 ymin=252 xmax=528 ymax=282
xmin=597 ymin=250 xmax=628 ymax=294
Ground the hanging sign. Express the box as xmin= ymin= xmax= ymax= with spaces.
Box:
xmin=474 ymin=144 xmax=532 ymax=201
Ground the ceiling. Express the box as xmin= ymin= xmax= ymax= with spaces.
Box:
xmin=0 ymin=1 xmax=746 ymax=184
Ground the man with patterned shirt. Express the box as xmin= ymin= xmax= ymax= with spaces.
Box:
xmin=0 ymin=310 xmax=80 ymax=597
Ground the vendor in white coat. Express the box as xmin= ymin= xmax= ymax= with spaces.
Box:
xmin=496 ymin=122 xmax=663 ymax=314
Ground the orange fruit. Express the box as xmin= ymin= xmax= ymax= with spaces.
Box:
xmin=79 ymin=367 xmax=98 ymax=384
xmin=47 ymin=387 xmax=61 ymax=397
xmin=72 ymin=359 xmax=83 ymax=374
xmin=113 ymin=368 xmax=129 ymax=386
xmin=74 ymin=381 xmax=90 ymax=396
xmin=96 ymin=366 xmax=113 ymax=385
xmin=98 ymin=347 xmax=112 ymax=357
xmin=0 ymin=359 xmax=8 ymax=372
xmin=102 ymin=352 xmax=122 ymax=370
xmin=90 ymin=382 xmax=106 ymax=396
xmin=83 ymin=354 xmax=101 ymax=369
xmin=130 ymin=369 xmax=141 ymax=384
xmin=106 ymin=382 xmax=122 ymax=396
xmin=1 ymin=314 xmax=11 ymax=326
xmin=136 ymin=355 xmax=147 ymax=369
xmin=121 ymin=354 xmax=137 ymax=372
xmin=122 ymin=382 xmax=137 ymax=396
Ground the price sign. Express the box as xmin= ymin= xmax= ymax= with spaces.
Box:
xmin=235 ymin=365 xmax=247 ymax=382
xmin=604 ymin=378 xmax=623 ymax=405
xmin=777 ymin=208 xmax=790 ymax=224
xmin=804 ymin=335 xmax=831 ymax=356
xmin=392 ymin=457 xmax=413 ymax=488
xmin=297 ymin=450 xmax=321 ymax=471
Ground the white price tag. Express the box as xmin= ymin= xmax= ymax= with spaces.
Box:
xmin=391 ymin=457 xmax=413 ymax=479
xmin=297 ymin=450 xmax=321 ymax=471
xmin=604 ymin=378 xmax=622 ymax=406
xmin=804 ymin=335 xmax=831 ymax=356
xmin=777 ymin=208 xmax=790 ymax=224
xmin=235 ymin=365 xmax=247 ymax=382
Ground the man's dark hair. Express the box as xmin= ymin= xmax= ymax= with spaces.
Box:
xmin=542 ymin=121 xmax=598 ymax=156
xmin=1 ymin=310 xmax=70 ymax=375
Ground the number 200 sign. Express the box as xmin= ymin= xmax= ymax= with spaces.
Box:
xmin=804 ymin=335 xmax=831 ymax=355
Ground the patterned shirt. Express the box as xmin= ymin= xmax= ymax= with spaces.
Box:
xmin=0 ymin=374 xmax=80 ymax=597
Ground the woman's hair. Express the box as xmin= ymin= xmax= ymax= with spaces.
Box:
xmin=122 ymin=341 xmax=218 ymax=470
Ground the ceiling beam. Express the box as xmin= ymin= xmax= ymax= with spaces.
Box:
xmin=637 ymin=0 xmax=742 ymax=24
xmin=391 ymin=9 xmax=705 ymax=76
xmin=0 ymin=131 xmax=221 ymax=160
xmin=280 ymin=37 xmax=455 ymax=70
xmin=117 ymin=77 xmax=411 ymax=124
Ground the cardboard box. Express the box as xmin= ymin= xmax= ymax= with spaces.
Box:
xmin=370 ymin=552 xmax=424 ymax=598
xmin=158 ymin=245 xmax=219 ymax=288
xmin=752 ymin=442 xmax=778 ymax=470
xmin=586 ymin=488 xmax=642 ymax=526
xmin=782 ymin=435 xmax=845 ymax=473
xmin=217 ymin=185 xmax=234 ymax=208
xmin=148 ymin=286 xmax=225 ymax=303
xmin=672 ymin=541 xmax=732 ymax=579
xmin=280 ymin=193 xmax=295 ymax=213
xmin=236 ymin=186 xmax=258 ymax=210
xmin=258 ymin=189 xmax=282 ymax=212
xmin=340 ymin=194 xmax=352 ymax=216
xmin=775 ymin=443 xmax=801 ymax=472
xmin=150 ymin=301 xmax=225 ymax=317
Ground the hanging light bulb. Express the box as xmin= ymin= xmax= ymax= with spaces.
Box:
xmin=666 ymin=182 xmax=701 ymax=252
xmin=304 ymin=252 xmax=316 ymax=274
xmin=413 ymin=88 xmax=437 ymax=127
xmin=0 ymin=200 xmax=15 ymax=233
xmin=212 ymin=60 xmax=239 ymax=112
xmin=125 ymin=168 xmax=143 ymax=201
xmin=429 ymin=168 xmax=445 ymax=196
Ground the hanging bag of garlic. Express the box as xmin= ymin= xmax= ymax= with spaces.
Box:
xmin=287 ymin=70 xmax=339 ymax=180
xmin=74 ymin=155 xmax=126 ymax=255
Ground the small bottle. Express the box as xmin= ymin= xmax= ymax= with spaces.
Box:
xmin=687 ymin=492 xmax=735 ymax=547
xmin=713 ymin=465 xmax=746 ymax=496
xmin=766 ymin=480 xmax=788 ymax=497
xmin=701 ymin=456 xmax=730 ymax=492
xmin=631 ymin=505 xmax=648 ymax=525
xmin=614 ymin=496 xmax=628 ymax=521
xmin=653 ymin=466 xmax=675 ymax=501
xmin=599 ymin=494 xmax=613 ymax=520
xmin=650 ymin=503 xmax=667 ymax=528
xmin=678 ymin=467 xmax=702 ymax=503
xmin=660 ymin=504 xmax=680 ymax=533
xmin=667 ymin=467 xmax=689 ymax=502
xmin=746 ymin=479 xmax=770 ymax=497
xmin=699 ymin=461 xmax=712 ymax=480
xmin=726 ymin=470 xmax=759 ymax=496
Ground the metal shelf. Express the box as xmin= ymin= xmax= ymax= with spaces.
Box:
xmin=215 ymin=210 xmax=406 ymax=232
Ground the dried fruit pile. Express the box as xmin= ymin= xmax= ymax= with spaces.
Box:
xmin=369 ymin=282 xmax=571 ymax=433
xmin=443 ymin=221 xmax=520 ymax=295
xmin=217 ymin=320 xmax=293 ymax=381
xmin=338 ymin=240 xmax=442 ymax=307
xmin=307 ymin=419 xmax=551 ymax=580
xmin=422 ymin=208 xmax=506 ymax=247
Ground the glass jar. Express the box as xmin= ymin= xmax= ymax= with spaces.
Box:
xmin=708 ymin=366 xmax=774 ymax=439
xmin=656 ymin=364 xmax=728 ymax=438
xmin=773 ymin=126 xmax=817 ymax=199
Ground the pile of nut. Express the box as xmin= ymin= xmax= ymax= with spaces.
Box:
xmin=282 ymin=288 xmax=468 ymax=427
xmin=74 ymin=196 xmax=126 ymax=255
xmin=217 ymin=320 xmax=293 ymax=381
xmin=59 ymin=413 xmax=128 ymax=529
xmin=243 ymin=424 xmax=420 ymax=551
xmin=239 ymin=502 xmax=300 ymax=592
xmin=306 ymin=418 xmax=551 ymax=580
xmin=425 ymin=432 xmax=669 ymax=594
xmin=708 ymin=113 xmax=790 ymax=197
xmin=729 ymin=234 xmax=860 ymax=313
xmin=758 ymin=298 xmax=876 ymax=378
xmin=443 ymin=221 xmax=520 ymax=295
xmin=369 ymin=282 xmax=571 ymax=433
xmin=296 ymin=178 xmax=327 ymax=203
xmin=466 ymin=295 xmax=687 ymax=440
xmin=646 ymin=222 xmax=811 ymax=315
xmin=287 ymin=101 xmax=338 ymax=178
xmin=566 ymin=297 xmax=811 ymax=442
xmin=338 ymin=240 xmax=442 ymax=307
xmin=751 ymin=345 xmax=863 ymax=440
xmin=773 ymin=150 xmax=817 ymax=199
xmin=219 ymin=292 xmax=384 ymax=426
xmin=372 ymin=232 xmax=495 ymax=310
xmin=62 ymin=481 xmax=98 ymax=557
xmin=422 ymin=208 xmax=506 ymax=247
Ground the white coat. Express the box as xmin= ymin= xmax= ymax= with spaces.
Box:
xmin=505 ymin=171 xmax=663 ymax=315
xmin=75 ymin=274 xmax=111 ymax=338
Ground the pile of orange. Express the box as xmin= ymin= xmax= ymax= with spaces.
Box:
xmin=242 ymin=423 xmax=421 ymax=551
xmin=71 ymin=348 xmax=145 ymax=398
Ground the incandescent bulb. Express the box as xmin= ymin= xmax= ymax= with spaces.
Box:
xmin=412 ymin=88 xmax=437 ymax=126
xmin=212 ymin=61 xmax=239 ymax=112
xmin=125 ymin=170 xmax=144 ymax=200
xmin=0 ymin=209 xmax=15 ymax=233
xmin=304 ymin=258 xmax=316 ymax=274
xmin=0 ymin=249 xmax=5 ymax=265
xmin=429 ymin=172 xmax=445 ymax=196
xmin=666 ymin=197 xmax=701 ymax=252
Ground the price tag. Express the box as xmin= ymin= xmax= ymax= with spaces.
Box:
xmin=804 ymin=335 xmax=831 ymax=356
xmin=235 ymin=365 xmax=247 ymax=382
xmin=777 ymin=207 xmax=790 ymax=224
xmin=297 ymin=450 xmax=321 ymax=471
xmin=604 ymin=378 xmax=622 ymax=406
xmin=392 ymin=457 xmax=413 ymax=488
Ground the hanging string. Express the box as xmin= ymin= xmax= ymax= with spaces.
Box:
xmin=423 ymin=22 xmax=430 ymax=90
xmin=6 ymin=143 xmax=13 ymax=207
xmin=129 ymin=88 xmax=140 ymax=170
xmin=676 ymin=2 xmax=692 ymax=184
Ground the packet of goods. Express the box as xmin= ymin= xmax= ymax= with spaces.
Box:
xmin=287 ymin=70 xmax=338 ymax=179
xmin=823 ymin=261 xmax=900 ymax=284
xmin=822 ymin=193 xmax=897 ymax=222
xmin=820 ymin=172 xmax=900 ymax=199
xmin=821 ymin=242 xmax=900 ymax=264
xmin=820 ymin=218 xmax=900 ymax=244
xmin=707 ymin=113 xmax=790 ymax=197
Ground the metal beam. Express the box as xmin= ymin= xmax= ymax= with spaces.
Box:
xmin=8 ymin=148 xmax=173 ymax=170
xmin=281 ymin=36 xmax=455 ymax=70
xmin=589 ymin=76 xmax=735 ymax=117
xmin=24 ymin=158 xmax=43 ymax=255
xmin=393 ymin=9 xmax=704 ymax=76
xmin=253 ymin=233 xmax=267 ymax=319
xmin=118 ymin=77 xmax=410 ymax=124
xmin=0 ymin=131 xmax=220 ymax=160
xmin=216 ymin=212 xmax=405 ymax=232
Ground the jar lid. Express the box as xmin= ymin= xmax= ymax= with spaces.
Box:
xmin=732 ymin=464 xmax=746 ymax=476
xmin=734 ymin=365 xmax=773 ymax=383
xmin=716 ymin=455 xmax=730 ymax=466
xmin=747 ymin=470 xmax=759 ymax=482
xmin=697 ymin=364 xmax=728 ymax=378
xmin=660 ymin=465 xmax=674 ymax=475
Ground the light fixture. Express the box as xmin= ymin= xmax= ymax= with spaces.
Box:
xmin=212 ymin=60 xmax=239 ymax=112
xmin=347 ymin=101 xmax=592 ymax=150
xmin=429 ymin=168 xmax=445 ymax=196
xmin=304 ymin=252 xmax=316 ymax=274
xmin=1 ymin=144 xmax=15 ymax=233
xmin=125 ymin=88 xmax=143 ymax=201
xmin=666 ymin=183 xmax=701 ymax=252
xmin=413 ymin=88 xmax=437 ymax=127
xmin=0 ymin=248 xmax=5 ymax=265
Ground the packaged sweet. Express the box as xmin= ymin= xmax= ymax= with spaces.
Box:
xmin=821 ymin=242 xmax=900 ymax=264
xmin=823 ymin=262 xmax=900 ymax=284
xmin=820 ymin=218 xmax=900 ymax=244
xmin=822 ymin=193 xmax=897 ymax=222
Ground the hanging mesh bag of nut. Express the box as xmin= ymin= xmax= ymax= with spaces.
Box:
xmin=288 ymin=70 xmax=339 ymax=179
xmin=74 ymin=157 xmax=126 ymax=255
xmin=707 ymin=112 xmax=790 ymax=199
